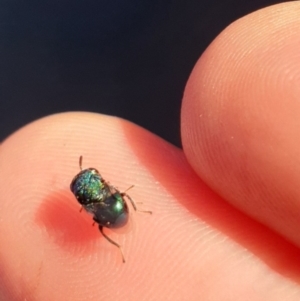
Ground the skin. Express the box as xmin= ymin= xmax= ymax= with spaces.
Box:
xmin=1 ymin=2 xmax=300 ymax=300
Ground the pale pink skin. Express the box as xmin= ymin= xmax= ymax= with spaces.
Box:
xmin=1 ymin=2 xmax=300 ymax=300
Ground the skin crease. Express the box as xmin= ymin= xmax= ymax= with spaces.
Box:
xmin=1 ymin=2 xmax=300 ymax=301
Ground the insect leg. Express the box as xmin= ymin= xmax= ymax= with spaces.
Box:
xmin=79 ymin=155 xmax=83 ymax=170
xmin=121 ymin=192 xmax=152 ymax=214
xmin=99 ymin=225 xmax=125 ymax=263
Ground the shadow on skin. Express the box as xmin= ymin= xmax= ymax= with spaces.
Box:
xmin=122 ymin=120 xmax=300 ymax=284
xmin=35 ymin=190 xmax=100 ymax=251
xmin=35 ymin=189 xmax=134 ymax=254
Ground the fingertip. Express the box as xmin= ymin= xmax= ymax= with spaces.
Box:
xmin=0 ymin=112 xmax=144 ymax=300
xmin=0 ymin=112 xmax=194 ymax=300
xmin=181 ymin=2 xmax=300 ymax=245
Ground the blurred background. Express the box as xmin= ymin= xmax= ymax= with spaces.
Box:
xmin=0 ymin=0 xmax=285 ymax=146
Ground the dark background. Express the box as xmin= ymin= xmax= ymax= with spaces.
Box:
xmin=0 ymin=0 xmax=285 ymax=146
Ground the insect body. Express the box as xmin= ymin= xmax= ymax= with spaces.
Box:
xmin=70 ymin=156 xmax=151 ymax=262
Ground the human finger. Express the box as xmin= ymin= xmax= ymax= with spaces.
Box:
xmin=181 ymin=2 xmax=300 ymax=247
